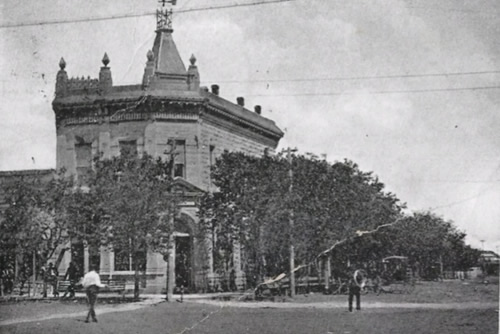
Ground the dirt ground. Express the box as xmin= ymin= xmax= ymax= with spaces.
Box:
xmin=0 ymin=280 xmax=498 ymax=334
xmin=282 ymin=278 xmax=500 ymax=304
xmin=0 ymin=301 xmax=497 ymax=334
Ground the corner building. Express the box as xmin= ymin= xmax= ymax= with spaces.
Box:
xmin=52 ymin=11 xmax=283 ymax=293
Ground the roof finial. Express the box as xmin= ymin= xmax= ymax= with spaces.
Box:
xmin=59 ymin=57 xmax=66 ymax=70
xmin=102 ymin=52 xmax=110 ymax=67
xmin=147 ymin=50 xmax=154 ymax=61
xmin=189 ymin=54 xmax=196 ymax=65
xmin=156 ymin=0 xmax=177 ymax=32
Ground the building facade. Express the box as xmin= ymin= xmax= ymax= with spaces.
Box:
xmin=51 ymin=6 xmax=283 ymax=292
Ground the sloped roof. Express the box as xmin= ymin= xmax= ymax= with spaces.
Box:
xmin=170 ymin=177 xmax=205 ymax=196
xmin=201 ymin=90 xmax=284 ymax=138
xmin=152 ymin=30 xmax=187 ymax=76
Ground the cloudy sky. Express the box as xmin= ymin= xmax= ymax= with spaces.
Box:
xmin=1 ymin=0 xmax=499 ymax=251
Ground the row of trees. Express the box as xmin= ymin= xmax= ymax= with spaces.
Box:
xmin=1 ymin=149 xmax=481 ymax=297
xmin=0 ymin=153 xmax=178 ymax=298
xmin=198 ymin=151 xmax=480 ymax=283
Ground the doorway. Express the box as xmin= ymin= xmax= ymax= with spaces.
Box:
xmin=175 ymin=236 xmax=192 ymax=291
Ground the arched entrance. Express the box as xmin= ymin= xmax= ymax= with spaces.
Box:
xmin=173 ymin=213 xmax=195 ymax=292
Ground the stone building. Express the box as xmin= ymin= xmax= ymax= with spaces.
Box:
xmin=51 ymin=5 xmax=283 ymax=292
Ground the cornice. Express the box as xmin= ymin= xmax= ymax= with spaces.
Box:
xmin=53 ymin=95 xmax=283 ymax=144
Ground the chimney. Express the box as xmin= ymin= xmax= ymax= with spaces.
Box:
xmin=237 ymin=97 xmax=245 ymax=107
xmin=254 ymin=105 xmax=262 ymax=115
xmin=211 ymin=84 xmax=219 ymax=96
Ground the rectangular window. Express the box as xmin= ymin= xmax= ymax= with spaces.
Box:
xmin=75 ymin=143 xmax=92 ymax=178
xmin=114 ymin=245 xmax=147 ymax=271
xmin=167 ymin=139 xmax=186 ymax=178
xmin=119 ymin=140 xmax=137 ymax=157
xmin=209 ymin=145 xmax=215 ymax=168
xmin=114 ymin=247 xmax=131 ymax=271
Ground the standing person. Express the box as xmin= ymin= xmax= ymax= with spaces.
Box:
xmin=40 ymin=265 xmax=47 ymax=297
xmin=347 ymin=267 xmax=361 ymax=312
xmin=229 ymin=269 xmax=237 ymax=292
xmin=62 ymin=261 xmax=78 ymax=299
xmin=82 ymin=265 xmax=105 ymax=323
xmin=46 ymin=263 xmax=59 ymax=298
xmin=2 ymin=265 xmax=14 ymax=295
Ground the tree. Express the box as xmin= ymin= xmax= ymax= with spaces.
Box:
xmin=0 ymin=170 xmax=74 ymax=294
xmin=77 ymin=153 xmax=177 ymax=299
xmin=376 ymin=211 xmax=479 ymax=279
xmin=198 ymin=151 xmax=403 ymax=287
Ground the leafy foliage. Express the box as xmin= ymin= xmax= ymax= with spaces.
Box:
xmin=377 ymin=212 xmax=481 ymax=278
xmin=200 ymin=151 xmax=480 ymax=285
xmin=0 ymin=170 xmax=74 ymax=280
xmin=75 ymin=153 xmax=178 ymax=298
xmin=199 ymin=151 xmax=404 ymax=283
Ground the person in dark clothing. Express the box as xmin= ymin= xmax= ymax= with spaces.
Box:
xmin=62 ymin=261 xmax=78 ymax=299
xmin=347 ymin=267 xmax=361 ymax=312
xmin=1 ymin=265 xmax=14 ymax=295
xmin=229 ymin=269 xmax=237 ymax=292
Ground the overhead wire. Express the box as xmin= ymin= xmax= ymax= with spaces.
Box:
xmin=246 ymin=85 xmax=500 ymax=97
xmin=202 ymin=70 xmax=500 ymax=84
xmin=0 ymin=0 xmax=297 ymax=29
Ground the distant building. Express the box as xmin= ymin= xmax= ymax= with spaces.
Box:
xmin=478 ymin=250 xmax=499 ymax=276
xmin=49 ymin=3 xmax=283 ymax=292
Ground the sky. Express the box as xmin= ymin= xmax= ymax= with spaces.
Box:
xmin=1 ymin=0 xmax=499 ymax=252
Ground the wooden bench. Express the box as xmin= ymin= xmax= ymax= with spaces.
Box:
xmin=101 ymin=279 xmax=126 ymax=293
xmin=100 ymin=279 xmax=127 ymax=297
xmin=57 ymin=280 xmax=78 ymax=294
xmin=57 ymin=279 xmax=126 ymax=295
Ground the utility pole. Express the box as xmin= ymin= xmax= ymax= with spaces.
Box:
xmin=287 ymin=147 xmax=297 ymax=298
xmin=166 ymin=216 xmax=175 ymax=301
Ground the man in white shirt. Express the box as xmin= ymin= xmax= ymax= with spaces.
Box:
xmin=82 ymin=265 xmax=105 ymax=323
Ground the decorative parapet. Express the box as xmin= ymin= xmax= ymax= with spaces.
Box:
xmin=67 ymin=76 xmax=100 ymax=91
xmin=55 ymin=53 xmax=113 ymax=97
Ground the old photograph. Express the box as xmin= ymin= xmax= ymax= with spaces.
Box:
xmin=0 ymin=0 xmax=499 ymax=333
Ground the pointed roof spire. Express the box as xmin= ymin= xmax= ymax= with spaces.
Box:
xmin=147 ymin=50 xmax=154 ymax=62
xmin=151 ymin=1 xmax=186 ymax=76
xmin=151 ymin=31 xmax=186 ymax=75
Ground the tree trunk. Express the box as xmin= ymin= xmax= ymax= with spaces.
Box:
xmin=167 ymin=233 xmax=175 ymax=301
xmin=134 ymin=254 xmax=140 ymax=300
xmin=132 ymin=238 xmax=140 ymax=300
